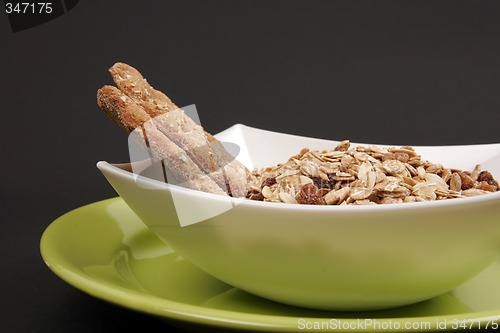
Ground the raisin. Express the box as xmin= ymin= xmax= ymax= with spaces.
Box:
xmin=296 ymin=184 xmax=325 ymax=205
xmin=458 ymin=172 xmax=474 ymax=190
xmin=476 ymin=171 xmax=498 ymax=191
xmin=311 ymin=176 xmax=335 ymax=189
xmin=478 ymin=171 xmax=494 ymax=183
xmin=261 ymin=177 xmax=277 ymax=188
xmin=249 ymin=192 xmax=264 ymax=201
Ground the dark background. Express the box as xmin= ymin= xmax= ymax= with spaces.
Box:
xmin=2 ymin=1 xmax=500 ymax=332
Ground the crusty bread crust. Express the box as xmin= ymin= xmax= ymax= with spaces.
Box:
xmin=109 ymin=62 xmax=179 ymax=118
xmin=97 ymin=85 xmax=151 ymax=132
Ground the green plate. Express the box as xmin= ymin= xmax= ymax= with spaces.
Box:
xmin=40 ymin=198 xmax=500 ymax=332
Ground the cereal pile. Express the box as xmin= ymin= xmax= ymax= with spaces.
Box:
xmin=247 ymin=141 xmax=499 ymax=205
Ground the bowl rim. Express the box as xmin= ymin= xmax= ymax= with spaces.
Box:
xmin=220 ymin=123 xmax=500 ymax=149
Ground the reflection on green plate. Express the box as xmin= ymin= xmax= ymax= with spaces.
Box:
xmin=40 ymin=198 xmax=500 ymax=332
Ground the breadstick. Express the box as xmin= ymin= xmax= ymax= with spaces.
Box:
xmin=108 ymin=62 xmax=249 ymax=197
xmin=97 ymin=85 xmax=227 ymax=195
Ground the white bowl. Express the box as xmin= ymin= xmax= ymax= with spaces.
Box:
xmin=97 ymin=124 xmax=500 ymax=311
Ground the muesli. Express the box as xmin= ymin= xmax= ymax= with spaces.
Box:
xmin=246 ymin=142 xmax=499 ymax=205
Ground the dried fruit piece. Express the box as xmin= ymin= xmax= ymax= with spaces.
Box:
xmin=296 ymin=184 xmax=325 ymax=205
xmin=478 ymin=171 xmax=499 ymax=190
xmin=261 ymin=177 xmax=277 ymax=188
xmin=458 ymin=172 xmax=474 ymax=190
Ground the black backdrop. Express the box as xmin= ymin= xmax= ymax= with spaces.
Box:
xmin=2 ymin=1 xmax=500 ymax=332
